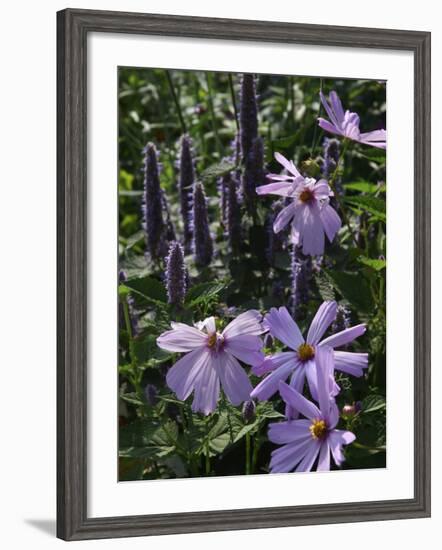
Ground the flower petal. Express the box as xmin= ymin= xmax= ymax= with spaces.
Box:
xmin=320 ymin=204 xmax=342 ymax=243
xmin=329 ymin=91 xmax=345 ymax=124
xmin=274 ymin=152 xmax=301 ymax=178
xmin=329 ymin=429 xmax=356 ymax=466
xmin=256 ymin=181 xmax=295 ymax=197
xmin=268 ymin=419 xmax=311 ymax=444
xmin=313 ymin=179 xmax=332 ymax=200
xmin=216 ymin=352 xmax=253 ymax=406
xmin=157 ymin=323 xmax=207 ymax=352
xmin=334 ymin=351 xmax=368 ymax=377
xmin=269 ymin=438 xmax=312 ymax=473
xmin=306 ymin=301 xmax=337 ymax=345
xmin=166 ymin=347 xmax=211 ymax=400
xmin=224 ymin=334 xmax=264 ymax=366
xmin=317 ymin=440 xmax=331 ymax=471
xmin=191 ymin=359 xmax=220 ymax=415
xmin=273 ymin=202 xmax=298 ymax=233
xmin=251 ymin=361 xmax=296 ymax=401
xmin=295 ymin=439 xmax=321 ymax=472
xmin=319 ymin=90 xmax=341 ymax=129
xmin=278 ymin=381 xmax=321 ymax=420
xmin=318 ymin=118 xmax=342 ymax=136
xmin=263 ymin=307 xmax=304 ymax=350
xmin=222 ymin=310 xmax=263 ymax=338
xmin=320 ymin=323 xmax=366 ymax=348
xmin=293 ymin=202 xmax=325 ymax=256
xmin=315 ymin=346 xmax=335 ymax=415
xmin=284 ymin=366 xmax=307 ymax=419
xmin=252 ymin=351 xmax=298 ymax=376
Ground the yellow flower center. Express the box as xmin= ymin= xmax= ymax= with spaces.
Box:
xmin=299 ymin=188 xmax=314 ymax=203
xmin=207 ymin=332 xmax=218 ymax=348
xmin=297 ymin=343 xmax=315 ymax=362
xmin=207 ymin=331 xmax=224 ymax=352
xmin=309 ymin=419 xmax=327 ymax=440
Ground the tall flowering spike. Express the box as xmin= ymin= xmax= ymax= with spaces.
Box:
xmin=239 ymin=74 xmax=259 ymax=160
xmin=265 ymin=200 xmax=287 ymax=266
xmin=142 ymin=142 xmax=166 ymax=260
xmin=291 ymin=246 xmax=312 ymax=320
xmin=322 ymin=137 xmax=343 ymax=196
xmin=242 ymin=136 xmax=265 ymax=214
xmin=331 ymin=304 xmax=351 ymax=349
xmin=218 ymin=173 xmax=230 ymax=225
xmin=165 ymin=242 xmax=187 ymax=307
xmin=226 ymin=175 xmax=242 ymax=255
xmin=192 ymin=182 xmax=213 ymax=267
xmin=178 ymin=135 xmax=195 ymax=254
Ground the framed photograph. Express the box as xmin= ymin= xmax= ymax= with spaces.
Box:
xmin=57 ymin=8 xmax=431 ymax=541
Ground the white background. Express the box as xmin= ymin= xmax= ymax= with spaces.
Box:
xmin=0 ymin=0 xmax=439 ymax=548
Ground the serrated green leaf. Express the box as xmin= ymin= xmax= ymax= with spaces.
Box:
xmin=343 ymin=181 xmax=379 ymax=194
xmin=343 ymin=195 xmax=386 ymax=221
xmin=357 ymin=256 xmax=386 ymax=271
xmin=201 ymin=160 xmax=236 ymax=179
xmin=185 ymin=281 xmax=227 ymax=306
xmin=362 ymin=394 xmax=386 ymax=413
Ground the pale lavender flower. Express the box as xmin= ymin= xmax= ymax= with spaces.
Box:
xmin=192 ymin=182 xmax=213 ymax=267
xmin=268 ymin=346 xmax=355 ymax=473
xmin=256 ymin=152 xmax=342 ymax=256
xmin=157 ymin=311 xmax=265 ymax=415
xmin=142 ymin=143 xmax=167 ymax=260
xmin=178 ymin=135 xmax=195 ymax=253
xmin=318 ymin=90 xmax=386 ymax=149
xmin=251 ymin=301 xmax=368 ymax=416
xmin=165 ymin=242 xmax=186 ymax=307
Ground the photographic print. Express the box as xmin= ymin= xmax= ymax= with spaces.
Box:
xmin=118 ymin=68 xmax=387 ymax=481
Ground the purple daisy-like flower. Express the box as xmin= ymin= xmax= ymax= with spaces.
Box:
xmin=256 ymin=152 xmax=341 ymax=256
xmin=251 ymin=301 xmax=368 ymax=417
xmin=318 ymin=90 xmax=386 ymax=149
xmin=268 ymin=346 xmax=355 ymax=473
xmin=157 ymin=310 xmax=265 ymax=415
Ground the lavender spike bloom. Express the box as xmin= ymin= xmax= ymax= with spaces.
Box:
xmin=291 ymin=247 xmax=312 ymax=320
xmin=268 ymin=347 xmax=355 ymax=473
xmin=256 ymin=152 xmax=342 ymax=256
xmin=322 ymin=137 xmax=340 ymax=179
xmin=242 ymin=137 xmax=265 ymax=214
xmin=226 ymin=175 xmax=242 ymax=255
xmin=178 ymin=135 xmax=195 ymax=254
xmin=318 ymin=90 xmax=386 ymax=149
xmin=192 ymin=182 xmax=213 ymax=267
xmin=251 ymin=301 xmax=368 ymax=416
xmin=142 ymin=143 xmax=166 ymax=260
xmin=165 ymin=242 xmax=187 ymax=307
xmin=157 ymin=311 xmax=265 ymax=415
xmin=239 ymin=74 xmax=259 ymax=160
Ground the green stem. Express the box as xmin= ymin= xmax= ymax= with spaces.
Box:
xmin=328 ymin=140 xmax=359 ymax=248
xmin=205 ymin=72 xmax=222 ymax=157
xmin=122 ymin=298 xmax=143 ymax=398
xmin=166 ymin=70 xmax=187 ymax=134
xmin=245 ymin=433 xmax=251 ymax=475
xmin=310 ymin=78 xmax=323 ymax=155
xmin=228 ymin=74 xmax=239 ymax=132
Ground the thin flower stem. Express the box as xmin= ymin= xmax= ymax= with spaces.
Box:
xmin=122 ymin=298 xmax=143 ymax=399
xmin=328 ymin=140 xmax=360 ymax=248
xmin=245 ymin=432 xmax=251 ymax=475
xmin=205 ymin=72 xmax=223 ymax=158
xmin=228 ymin=74 xmax=239 ymax=132
xmin=166 ymin=70 xmax=187 ymax=134
xmin=310 ymin=78 xmax=323 ymax=155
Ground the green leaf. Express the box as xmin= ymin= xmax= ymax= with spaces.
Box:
xmin=343 ymin=196 xmax=386 ymax=221
xmin=201 ymin=160 xmax=236 ymax=179
xmin=185 ymin=281 xmax=227 ymax=306
xmin=360 ymin=148 xmax=386 ymax=164
xmin=125 ymin=275 xmax=167 ymax=305
xmin=362 ymin=394 xmax=386 ymax=413
xmin=357 ymin=256 xmax=386 ymax=271
xmin=125 ymin=230 xmax=145 ymax=250
xmin=324 ymin=269 xmax=373 ymax=313
xmin=343 ymin=181 xmax=379 ymax=194
xmin=315 ymin=272 xmax=336 ymax=302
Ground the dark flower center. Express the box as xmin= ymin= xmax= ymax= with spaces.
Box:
xmin=309 ymin=419 xmax=327 ymax=440
xmin=297 ymin=343 xmax=315 ymax=362
xmin=299 ymin=188 xmax=315 ymax=203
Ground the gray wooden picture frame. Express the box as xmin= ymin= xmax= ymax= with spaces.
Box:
xmin=57 ymin=8 xmax=431 ymax=541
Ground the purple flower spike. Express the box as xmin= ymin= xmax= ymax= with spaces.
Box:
xmin=142 ymin=143 xmax=167 ymax=260
xmin=251 ymin=301 xmax=368 ymax=417
xmin=291 ymin=247 xmax=312 ymax=320
xmin=242 ymin=137 xmax=265 ymax=214
xmin=256 ymin=152 xmax=342 ymax=256
xmin=192 ymin=182 xmax=213 ymax=267
xmin=239 ymin=74 xmax=259 ymax=160
xmin=178 ymin=135 xmax=195 ymax=254
xmin=226 ymin=175 xmax=242 ymax=255
xmin=268 ymin=346 xmax=355 ymax=473
xmin=318 ymin=90 xmax=386 ymax=149
xmin=157 ymin=311 xmax=265 ymax=415
xmin=165 ymin=242 xmax=187 ymax=307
